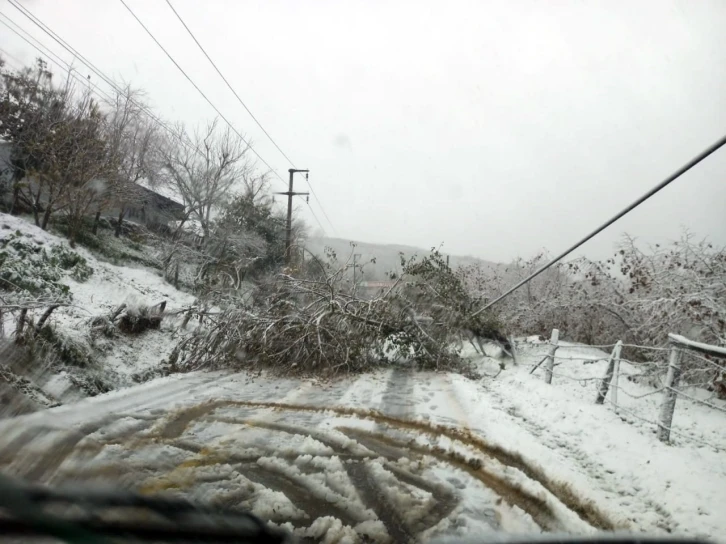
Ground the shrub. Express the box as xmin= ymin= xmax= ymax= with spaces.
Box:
xmin=117 ymin=305 xmax=163 ymax=334
xmin=36 ymin=325 xmax=94 ymax=368
xmin=0 ymin=233 xmax=70 ymax=299
xmin=49 ymin=244 xmax=94 ymax=282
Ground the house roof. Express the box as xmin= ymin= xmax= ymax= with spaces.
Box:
xmin=136 ymin=184 xmax=184 ymax=211
xmin=137 ymin=178 xmax=184 ymax=207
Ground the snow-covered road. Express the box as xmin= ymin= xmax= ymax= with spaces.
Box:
xmin=0 ymin=345 xmax=724 ymax=543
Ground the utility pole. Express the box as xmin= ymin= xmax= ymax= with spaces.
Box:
xmin=276 ymin=169 xmax=309 ymax=265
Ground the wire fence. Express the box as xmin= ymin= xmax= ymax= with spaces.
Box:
xmin=520 ymin=331 xmax=726 ymax=451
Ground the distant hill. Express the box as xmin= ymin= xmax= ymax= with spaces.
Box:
xmin=304 ymin=236 xmax=502 ymax=281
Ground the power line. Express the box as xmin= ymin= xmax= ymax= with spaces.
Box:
xmin=472 ymin=133 xmax=726 ymax=317
xmin=7 ymin=0 xmax=123 ymax=99
xmin=306 ymin=202 xmax=327 ymax=235
xmin=3 ymin=0 xmax=204 ymax=159
xmin=163 ymin=0 xmax=336 ymax=233
xmin=117 ymin=0 xmax=287 ymax=188
xmin=0 ymin=11 xmax=73 ymax=73
xmin=0 ymin=43 xmax=25 ymax=69
xmin=302 ymin=176 xmax=336 ymax=234
xmin=0 ymin=12 xmax=117 ymax=105
xmin=164 ymin=0 xmax=293 ymax=166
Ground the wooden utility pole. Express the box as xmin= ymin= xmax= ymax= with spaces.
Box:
xmin=276 ymin=169 xmax=309 ymax=265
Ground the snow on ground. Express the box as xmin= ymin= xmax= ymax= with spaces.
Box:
xmin=453 ymin=341 xmax=726 ymax=539
xmin=0 ymin=213 xmax=195 ymax=397
xmin=0 ymin=342 xmax=724 ymax=542
xmin=2 ymin=216 xmax=725 ymax=541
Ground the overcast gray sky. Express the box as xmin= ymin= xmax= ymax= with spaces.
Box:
xmin=1 ymin=0 xmax=724 ymax=262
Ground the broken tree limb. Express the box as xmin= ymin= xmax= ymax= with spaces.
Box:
xmin=34 ymin=305 xmax=60 ymax=333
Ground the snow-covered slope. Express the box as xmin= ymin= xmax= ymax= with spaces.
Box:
xmin=0 ymin=213 xmax=195 ymax=404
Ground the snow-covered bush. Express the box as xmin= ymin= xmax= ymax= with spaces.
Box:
xmin=0 ymin=232 xmax=69 ymax=300
xmin=0 ymin=231 xmax=93 ymax=300
xmin=35 ymin=325 xmax=94 ymax=368
xmin=472 ymin=231 xmax=724 ymax=350
xmin=49 ymin=244 xmax=93 ymax=282
xmin=467 ymin=230 xmax=725 ymax=386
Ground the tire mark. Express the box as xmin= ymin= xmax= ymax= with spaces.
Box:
xmin=240 ymin=463 xmax=360 ymax=529
xmin=339 ymin=426 xmax=558 ymax=531
xmin=345 ymin=461 xmax=413 ymax=543
xmin=224 ymin=400 xmax=618 ymax=531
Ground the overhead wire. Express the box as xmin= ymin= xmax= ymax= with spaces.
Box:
xmin=7 ymin=0 xmax=130 ymax=100
xmin=3 ymin=1 xmax=205 ymax=160
xmin=163 ymin=0 xmax=292 ymax=167
xmin=120 ymin=0 xmax=327 ymax=234
xmin=0 ymin=40 xmax=27 ymax=69
xmin=473 ymin=133 xmax=726 ymax=317
xmin=1 ymin=12 xmax=76 ymax=74
xmin=0 ymin=13 xmax=118 ymax=106
xmin=116 ymin=0 xmax=283 ymax=185
xmin=163 ymin=0 xmax=336 ymax=234
xmin=0 ymin=45 xmax=24 ymax=69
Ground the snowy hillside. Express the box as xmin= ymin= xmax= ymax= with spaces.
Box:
xmin=0 ymin=340 xmax=724 ymax=542
xmin=0 ymin=213 xmax=195 ymax=408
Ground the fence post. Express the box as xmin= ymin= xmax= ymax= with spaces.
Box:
xmin=595 ymin=340 xmax=622 ymax=405
xmin=543 ymin=329 xmax=559 ymax=384
xmin=611 ymin=341 xmax=623 ymax=411
xmin=656 ymin=344 xmax=683 ymax=443
xmin=509 ymin=336 xmax=518 ymax=366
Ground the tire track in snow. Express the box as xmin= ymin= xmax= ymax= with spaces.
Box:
xmin=361 ymin=368 xmax=422 ymax=542
xmin=481 ymin=380 xmax=672 ymax=533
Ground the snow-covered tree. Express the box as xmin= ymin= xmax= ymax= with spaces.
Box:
xmin=158 ymin=119 xmax=252 ymax=241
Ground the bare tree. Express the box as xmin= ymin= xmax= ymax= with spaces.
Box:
xmin=100 ymin=87 xmax=161 ymax=237
xmin=158 ymin=119 xmax=252 ymax=241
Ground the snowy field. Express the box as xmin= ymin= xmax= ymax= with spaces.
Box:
xmin=0 ymin=341 xmax=724 ymax=543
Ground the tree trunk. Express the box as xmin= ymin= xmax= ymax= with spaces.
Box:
xmin=92 ymin=210 xmax=102 ymax=235
xmin=10 ymin=186 xmax=20 ymax=215
xmin=41 ymin=204 xmax=52 ymax=230
xmin=15 ymin=308 xmax=28 ymax=344
xmin=33 ymin=189 xmax=44 ymax=227
xmin=35 ymin=305 xmax=60 ymax=333
xmin=115 ymin=208 xmax=126 ymax=238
